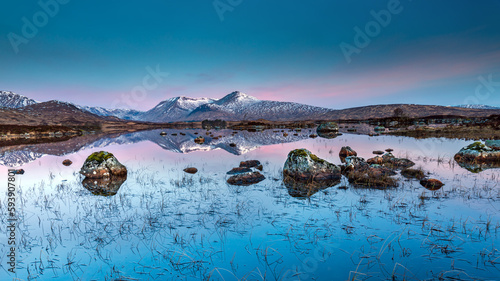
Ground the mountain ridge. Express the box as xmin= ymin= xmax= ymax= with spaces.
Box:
xmin=1 ymin=90 xmax=500 ymax=123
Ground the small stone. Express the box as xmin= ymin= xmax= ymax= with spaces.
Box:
xmin=62 ymin=159 xmax=73 ymax=166
xmin=420 ymin=178 xmax=444 ymax=190
xmin=183 ymin=167 xmax=198 ymax=174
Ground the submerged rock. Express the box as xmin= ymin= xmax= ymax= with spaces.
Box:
xmin=80 ymin=151 xmax=127 ymax=179
xmin=420 ymin=178 xmax=444 ymax=190
xmin=183 ymin=167 xmax=198 ymax=174
xmin=227 ymin=171 xmax=265 ymax=186
xmin=82 ymin=175 xmax=127 ymax=196
xmin=62 ymin=159 xmax=72 ymax=166
xmin=454 ymin=141 xmax=500 ymax=173
xmin=283 ymin=149 xmax=341 ymax=181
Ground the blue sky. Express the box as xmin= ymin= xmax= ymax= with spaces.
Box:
xmin=1 ymin=0 xmax=499 ymax=110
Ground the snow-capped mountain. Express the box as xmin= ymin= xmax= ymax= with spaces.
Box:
xmin=141 ymin=96 xmax=216 ymax=122
xmin=0 ymin=91 xmax=38 ymax=108
xmin=76 ymin=105 xmax=144 ymax=120
xmin=186 ymin=92 xmax=332 ymax=121
xmin=452 ymin=104 xmax=500 ymax=109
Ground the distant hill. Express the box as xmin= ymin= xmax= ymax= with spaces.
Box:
xmin=0 ymin=100 xmax=116 ymax=126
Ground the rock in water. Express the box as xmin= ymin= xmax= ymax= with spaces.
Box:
xmin=227 ymin=171 xmax=265 ymax=186
xmin=454 ymin=141 xmax=500 ymax=172
xmin=62 ymin=159 xmax=72 ymax=166
xmin=420 ymin=178 xmax=444 ymax=190
xmin=283 ymin=149 xmax=341 ymax=181
xmin=339 ymin=146 xmax=357 ymax=162
xmin=317 ymin=122 xmax=339 ymax=133
xmin=183 ymin=167 xmax=198 ymax=174
xmin=240 ymin=160 xmax=263 ymax=171
xmin=317 ymin=122 xmax=339 ymax=139
xmin=227 ymin=167 xmax=252 ymax=175
xmin=80 ymin=151 xmax=127 ymax=179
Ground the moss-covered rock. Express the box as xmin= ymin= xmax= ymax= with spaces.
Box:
xmin=317 ymin=122 xmax=339 ymax=132
xmin=80 ymin=151 xmax=127 ymax=179
xmin=454 ymin=141 xmax=500 ymax=173
xmin=85 ymin=151 xmax=114 ymax=163
xmin=283 ymin=149 xmax=340 ymax=181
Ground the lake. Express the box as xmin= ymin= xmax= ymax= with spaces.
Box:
xmin=1 ymin=128 xmax=499 ymax=280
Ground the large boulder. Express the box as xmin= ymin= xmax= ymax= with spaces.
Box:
xmin=454 ymin=141 xmax=500 ymax=172
xmin=283 ymin=149 xmax=341 ymax=181
xmin=80 ymin=151 xmax=127 ymax=179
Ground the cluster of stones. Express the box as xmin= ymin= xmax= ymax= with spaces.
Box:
xmin=226 ymin=160 xmax=265 ymax=186
xmin=282 ymin=146 xmax=445 ymax=196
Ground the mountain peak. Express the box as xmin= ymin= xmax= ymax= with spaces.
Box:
xmin=216 ymin=91 xmax=259 ymax=106
xmin=0 ymin=91 xmax=38 ymax=108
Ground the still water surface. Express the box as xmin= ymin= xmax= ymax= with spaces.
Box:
xmin=0 ymin=129 xmax=498 ymax=280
